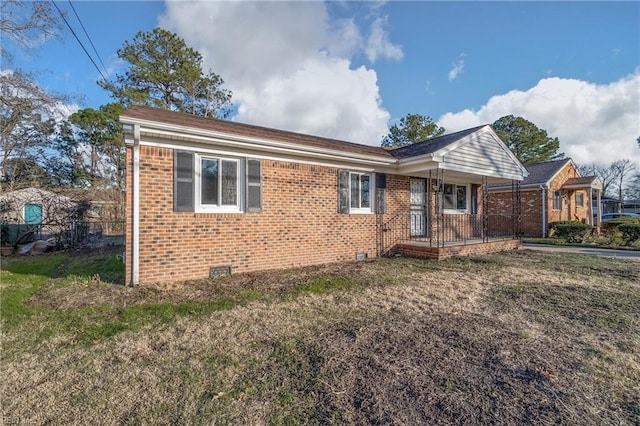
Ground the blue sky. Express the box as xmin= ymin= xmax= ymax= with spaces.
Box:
xmin=7 ymin=1 xmax=640 ymax=166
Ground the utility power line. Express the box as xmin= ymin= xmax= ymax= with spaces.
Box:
xmin=67 ymin=0 xmax=110 ymax=81
xmin=52 ymin=0 xmax=109 ymax=83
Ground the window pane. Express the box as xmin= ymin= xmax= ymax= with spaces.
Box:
xmin=361 ymin=175 xmax=370 ymax=208
xmin=201 ymin=159 xmax=218 ymax=205
xmin=443 ymin=184 xmax=455 ymax=210
xmin=350 ymin=174 xmax=360 ymax=208
xmin=456 ymin=185 xmax=467 ymax=210
xmin=221 ymin=160 xmax=238 ymax=205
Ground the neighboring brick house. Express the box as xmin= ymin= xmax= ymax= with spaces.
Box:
xmin=120 ymin=106 xmax=528 ymax=285
xmin=487 ymin=158 xmax=603 ymax=237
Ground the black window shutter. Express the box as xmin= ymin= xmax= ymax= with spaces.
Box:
xmin=246 ymin=159 xmax=262 ymax=212
xmin=174 ymin=150 xmax=194 ymax=212
xmin=471 ymin=184 xmax=478 ymax=214
xmin=376 ymin=173 xmax=386 ymax=214
xmin=338 ymin=170 xmax=349 ymax=214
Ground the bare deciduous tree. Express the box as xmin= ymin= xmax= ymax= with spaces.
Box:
xmin=0 ymin=70 xmax=67 ymax=190
xmin=0 ymin=0 xmax=64 ymax=63
xmin=611 ymin=159 xmax=636 ymax=211
xmin=577 ymin=163 xmax=618 ymax=198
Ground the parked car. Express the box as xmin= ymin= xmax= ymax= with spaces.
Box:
xmin=601 ymin=212 xmax=640 ymax=222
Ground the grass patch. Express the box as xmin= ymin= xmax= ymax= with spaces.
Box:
xmin=54 ymin=249 xmax=125 ymax=283
xmin=1 ymin=249 xmax=639 ymax=424
xmin=287 ymin=276 xmax=353 ymax=299
xmin=524 ymin=236 xmax=640 ymax=249
xmin=0 ymin=254 xmax=66 ymax=328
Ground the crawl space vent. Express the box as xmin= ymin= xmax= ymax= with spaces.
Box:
xmin=210 ymin=265 xmax=232 ymax=278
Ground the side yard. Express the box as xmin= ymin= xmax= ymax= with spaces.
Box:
xmin=1 ymin=248 xmax=639 ymax=424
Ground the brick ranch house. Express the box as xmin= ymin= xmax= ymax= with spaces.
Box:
xmin=487 ymin=158 xmax=603 ymax=237
xmin=120 ymin=106 xmax=528 ymax=285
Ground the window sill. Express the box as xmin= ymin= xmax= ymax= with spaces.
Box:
xmin=348 ymin=209 xmax=374 ymax=215
xmin=195 ymin=206 xmax=242 ymax=214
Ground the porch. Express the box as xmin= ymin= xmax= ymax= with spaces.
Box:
xmin=377 ymin=213 xmax=522 ymax=259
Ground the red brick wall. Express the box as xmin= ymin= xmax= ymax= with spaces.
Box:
xmin=488 ymin=189 xmax=544 ymax=237
xmin=126 ymin=146 xmax=410 ymax=284
xmin=487 ymin=161 xmax=592 ymax=237
xmin=396 ymin=239 xmax=522 ymax=259
xmin=547 ymin=162 xmax=590 ymax=224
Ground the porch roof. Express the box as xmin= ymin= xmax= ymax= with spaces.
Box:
xmin=562 ymin=176 xmax=603 ymax=190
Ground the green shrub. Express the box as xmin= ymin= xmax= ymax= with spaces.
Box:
xmin=601 ymin=217 xmax=640 ymax=238
xmin=550 ymin=221 xmax=592 ymax=243
xmin=617 ymin=223 xmax=640 ymax=246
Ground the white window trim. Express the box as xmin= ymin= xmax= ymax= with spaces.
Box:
xmin=195 ymin=154 xmax=243 ymax=213
xmin=576 ymin=192 xmax=584 ymax=208
xmin=349 ymin=172 xmax=374 ymax=214
xmin=442 ymin=183 xmax=470 ymax=214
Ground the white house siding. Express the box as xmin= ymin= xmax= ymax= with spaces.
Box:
xmin=442 ymin=133 xmax=523 ymax=180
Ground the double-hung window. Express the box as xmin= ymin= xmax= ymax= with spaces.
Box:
xmin=575 ymin=192 xmax=584 ymax=207
xmin=198 ymin=156 xmax=240 ymax=212
xmin=338 ymin=170 xmax=375 ymax=214
xmin=442 ymin=183 xmax=468 ymax=213
xmin=350 ymin=172 xmax=371 ymax=212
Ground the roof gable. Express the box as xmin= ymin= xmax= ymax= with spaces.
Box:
xmin=562 ymin=176 xmax=603 ymax=190
xmin=394 ymin=125 xmax=528 ymax=181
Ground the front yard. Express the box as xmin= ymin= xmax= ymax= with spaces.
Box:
xmin=1 ymin=248 xmax=639 ymax=424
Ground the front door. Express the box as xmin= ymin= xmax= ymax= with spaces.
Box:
xmin=410 ymin=178 xmax=427 ymax=237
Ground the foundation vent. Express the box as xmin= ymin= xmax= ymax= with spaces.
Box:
xmin=355 ymin=252 xmax=368 ymax=261
xmin=210 ymin=265 xmax=232 ymax=278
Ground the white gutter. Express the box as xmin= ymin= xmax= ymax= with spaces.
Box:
xmin=131 ymin=124 xmax=140 ymax=286
xmin=541 ymin=185 xmax=547 ymax=238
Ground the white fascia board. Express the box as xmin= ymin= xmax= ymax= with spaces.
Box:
xmin=120 ymin=116 xmax=396 ymax=168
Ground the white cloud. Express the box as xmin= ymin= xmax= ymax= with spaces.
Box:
xmin=326 ymin=18 xmax=363 ymax=59
xmin=448 ymin=53 xmax=466 ymax=81
xmin=437 ymin=72 xmax=640 ymax=166
xmin=365 ymin=17 xmax=403 ymax=63
xmin=159 ymin=1 xmax=394 ymax=145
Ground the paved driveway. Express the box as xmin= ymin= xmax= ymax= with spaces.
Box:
xmin=523 ymin=243 xmax=640 ymax=260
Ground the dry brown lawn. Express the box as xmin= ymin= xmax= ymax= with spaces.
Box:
xmin=1 ymin=249 xmax=639 ymax=425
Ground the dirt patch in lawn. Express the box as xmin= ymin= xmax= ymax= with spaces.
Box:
xmin=27 ymin=255 xmax=406 ymax=310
